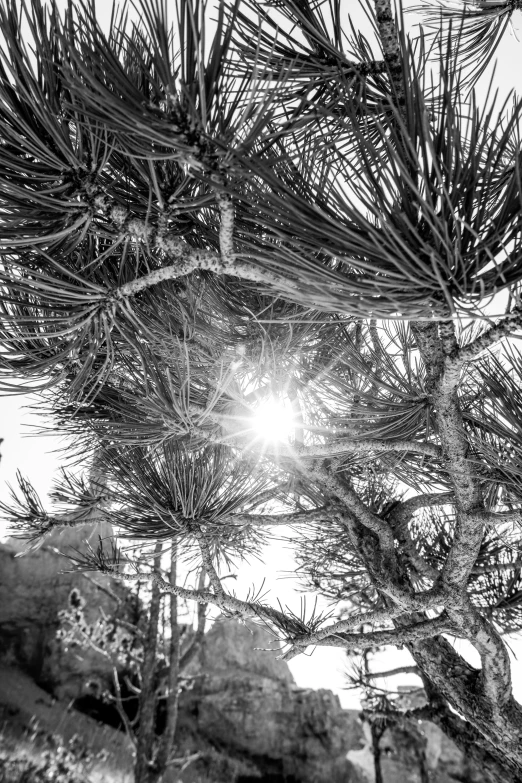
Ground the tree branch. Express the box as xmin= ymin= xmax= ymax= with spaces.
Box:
xmin=215 ymin=190 xmax=235 ymax=260
xmin=156 ymin=544 xmax=181 ymax=773
xmin=281 ymin=597 xmax=440 ymax=656
xmin=134 ymin=542 xmax=163 ymax=782
xmin=228 ymin=507 xmax=332 ymax=527
xmin=194 ymin=528 xmax=224 ymax=596
xmin=407 ymin=701 xmax=519 ymax=783
xmin=387 ymin=492 xmax=455 ymax=529
xmin=415 ymin=319 xmax=484 ymax=589
xmin=373 ymin=0 xmax=403 ymax=103
xmin=89 ymin=198 xmax=306 ymax=300
xmin=289 ymin=438 xmax=442 ymax=460
xmin=179 ymin=569 xmax=207 ymax=671
xmin=458 ymin=308 xmax=522 ymax=362
xmin=410 ymin=635 xmax=522 ymax=771
xmin=454 ymin=601 xmax=513 ymax=708
xmin=368 ymin=664 xmax=421 ymax=680
xmin=105 ymin=565 xmax=294 ymax=633
xmin=306 ymin=464 xmax=395 ymax=552
xmin=387 ymin=493 xmax=454 ymax=581
xmin=281 ymin=615 xmax=455 ymax=660
xmin=11 ymin=512 xmax=107 ymax=551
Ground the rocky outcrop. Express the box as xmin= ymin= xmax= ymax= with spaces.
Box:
xmin=181 ymin=617 xmax=365 ymax=783
xmin=0 ymin=539 xmax=492 ymax=783
xmin=0 ymin=530 xmax=138 ymax=701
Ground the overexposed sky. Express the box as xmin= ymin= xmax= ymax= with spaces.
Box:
xmin=1 ymin=0 xmax=522 ymax=709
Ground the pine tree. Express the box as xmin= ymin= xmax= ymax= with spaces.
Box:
xmin=2 ymin=0 xmax=522 ymax=779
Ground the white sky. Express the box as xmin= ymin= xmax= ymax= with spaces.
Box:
xmin=1 ymin=0 xmax=522 ymax=709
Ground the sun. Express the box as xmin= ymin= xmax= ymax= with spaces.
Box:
xmin=251 ymin=397 xmax=295 ymax=443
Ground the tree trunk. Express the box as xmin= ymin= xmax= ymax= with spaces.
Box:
xmin=370 ymin=722 xmax=385 ymax=783
xmin=410 ymin=636 xmax=522 ymax=781
xmin=154 ymin=544 xmax=181 ymax=777
xmin=134 ymin=543 xmax=163 ymax=783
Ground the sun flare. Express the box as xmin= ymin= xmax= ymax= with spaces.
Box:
xmin=251 ymin=398 xmax=295 ymax=443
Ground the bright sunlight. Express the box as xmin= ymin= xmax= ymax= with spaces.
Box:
xmin=251 ymin=397 xmax=295 ymax=443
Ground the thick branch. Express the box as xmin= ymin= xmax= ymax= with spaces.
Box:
xmin=450 ymin=600 xmax=513 ymax=708
xmin=306 ymin=464 xmax=395 ymax=552
xmin=228 ymin=507 xmax=332 ymax=527
xmin=388 ymin=492 xmax=455 ymax=529
xmin=281 ymin=615 xmax=455 ymax=660
xmin=92 ymin=199 xmax=303 ymax=300
xmin=408 ymin=702 xmax=519 ymax=783
xmin=459 ymin=308 xmax=522 ymax=362
xmin=411 ymin=322 xmax=444 ymax=386
xmin=415 ymin=319 xmax=484 ymax=589
xmin=410 ymin=635 xmax=522 ymax=773
xmin=387 ymin=492 xmax=455 ymax=581
xmin=337 ymin=509 xmax=419 ymax=609
xmin=283 ymin=597 xmax=440 ymax=654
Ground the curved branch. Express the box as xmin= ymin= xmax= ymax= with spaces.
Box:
xmin=387 ymin=492 xmax=455 ymax=529
xmin=387 ymin=492 xmax=454 ymax=581
xmin=407 ymin=701 xmax=519 ymax=783
xmin=306 ymin=464 xmax=395 ymax=550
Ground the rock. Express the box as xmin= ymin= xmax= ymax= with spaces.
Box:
xmin=198 ymin=616 xmax=294 ymax=685
xmin=0 ymin=531 xmax=138 ymax=701
xmin=183 ymin=617 xmax=365 ymax=783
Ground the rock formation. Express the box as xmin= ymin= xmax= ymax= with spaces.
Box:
xmin=0 ymin=529 xmax=138 ymax=701
xmin=180 ymin=617 xmax=365 ymax=783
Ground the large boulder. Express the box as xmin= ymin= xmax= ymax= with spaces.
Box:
xmin=182 ymin=617 xmax=365 ymax=783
